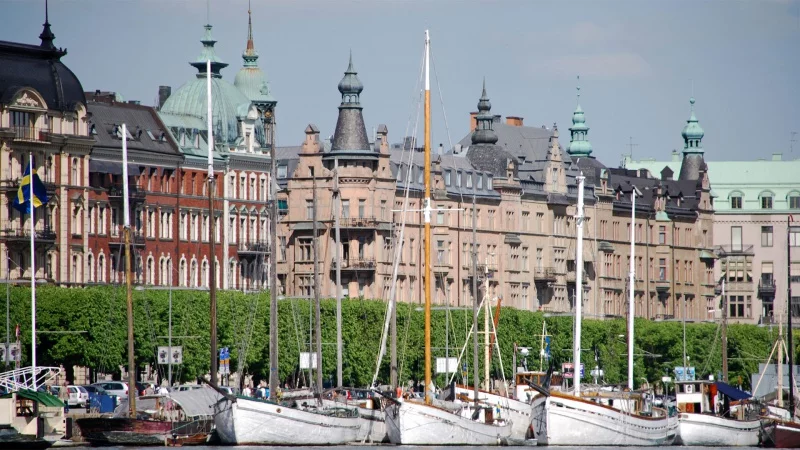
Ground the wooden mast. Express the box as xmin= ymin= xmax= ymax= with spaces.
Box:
xmin=788 ymin=215 xmax=795 ymax=414
xmin=206 ymin=60 xmax=218 ymax=387
xmin=423 ymin=29 xmax=432 ymax=405
xmin=122 ymin=123 xmax=136 ymax=417
xmin=334 ymin=158 xmax=343 ymax=388
xmin=313 ymin=176 xmax=323 ymax=396
xmin=471 ymin=193 xmax=479 ymax=406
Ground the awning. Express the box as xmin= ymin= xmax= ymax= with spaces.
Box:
xmin=89 ymin=160 xmax=141 ymax=176
xmin=699 ymin=250 xmax=717 ymax=260
xmin=1 ymin=389 xmax=65 ymax=407
xmin=715 ymin=381 xmax=751 ymax=401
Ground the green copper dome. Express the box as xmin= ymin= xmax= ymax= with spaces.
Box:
xmin=567 ymin=78 xmax=592 ymax=157
xmin=681 ymin=97 xmax=704 ymax=152
xmin=161 ymin=24 xmax=252 ymax=147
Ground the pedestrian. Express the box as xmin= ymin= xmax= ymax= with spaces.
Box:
xmin=242 ymin=386 xmax=251 ymax=397
xmin=158 ymin=385 xmax=169 ymax=396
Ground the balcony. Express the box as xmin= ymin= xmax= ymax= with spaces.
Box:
xmin=109 ymin=230 xmax=146 ymax=247
xmin=331 ymin=258 xmax=376 ymax=271
xmin=759 ymin=279 xmax=777 ymax=297
xmin=107 ymin=186 xmax=147 ymax=203
xmin=0 ymin=226 xmax=57 ymax=245
xmin=655 ymin=279 xmax=670 ymax=292
xmin=12 ymin=126 xmax=51 ymax=142
xmin=340 ymin=217 xmax=378 ymax=229
xmin=534 ymin=267 xmax=557 ymax=282
xmin=598 ymin=241 xmax=614 ymax=253
xmin=238 ymin=240 xmax=270 ymax=256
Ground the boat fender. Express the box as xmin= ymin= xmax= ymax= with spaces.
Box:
xmin=276 ymin=408 xmax=282 ymax=413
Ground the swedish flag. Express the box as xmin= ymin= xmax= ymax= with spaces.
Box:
xmin=12 ymin=162 xmax=49 ymax=214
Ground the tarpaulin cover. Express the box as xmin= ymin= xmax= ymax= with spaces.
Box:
xmin=714 ymin=381 xmax=751 ymax=401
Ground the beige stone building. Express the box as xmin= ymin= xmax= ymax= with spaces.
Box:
xmin=274 ymin=60 xmax=717 ymax=320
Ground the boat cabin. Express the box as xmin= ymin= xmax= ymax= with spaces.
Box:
xmin=0 ymin=390 xmax=66 ymax=438
xmin=514 ymin=371 xmax=561 ymax=401
xmin=676 ymin=380 xmax=754 ymax=420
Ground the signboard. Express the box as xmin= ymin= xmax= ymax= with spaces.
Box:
xmin=674 ymin=366 xmax=696 ymax=382
xmin=541 ymin=337 xmax=551 ymax=359
xmin=561 ymin=362 xmax=585 ymax=379
xmin=299 ymin=352 xmax=318 ymax=369
xmin=435 ymin=357 xmax=459 ymax=374
xmin=0 ymin=343 xmax=20 ymax=363
xmin=219 ymin=347 xmax=230 ymax=376
xmin=157 ymin=346 xmax=183 ymax=365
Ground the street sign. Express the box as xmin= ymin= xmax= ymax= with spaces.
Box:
xmin=219 ymin=347 xmax=231 ymax=376
xmin=674 ymin=366 xmax=696 ymax=381
xmin=299 ymin=352 xmax=318 ymax=369
xmin=435 ymin=357 xmax=459 ymax=374
xmin=562 ymin=362 xmax=584 ymax=379
xmin=158 ymin=346 xmax=183 ymax=365
xmin=0 ymin=343 xmax=20 ymax=363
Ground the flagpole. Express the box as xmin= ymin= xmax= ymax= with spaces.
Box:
xmin=29 ymin=152 xmax=36 ymax=389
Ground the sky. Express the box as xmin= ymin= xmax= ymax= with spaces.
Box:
xmin=1 ymin=0 xmax=799 ymax=166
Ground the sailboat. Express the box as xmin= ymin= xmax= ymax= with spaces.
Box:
xmin=383 ymin=30 xmax=513 ymax=446
xmin=674 ymin=280 xmax=761 ymax=446
xmin=531 ymin=177 xmax=677 ymax=446
xmin=213 ymin=73 xmax=362 ymax=443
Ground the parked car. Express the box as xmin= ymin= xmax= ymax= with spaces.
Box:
xmin=81 ymin=385 xmax=107 ymax=395
xmin=67 ymin=385 xmax=89 ymax=407
xmin=173 ymin=384 xmax=203 ymax=392
xmin=135 ymin=382 xmax=148 ymax=396
xmin=92 ymin=381 xmax=128 ymax=398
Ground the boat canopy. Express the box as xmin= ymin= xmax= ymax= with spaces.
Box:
xmin=714 ymin=381 xmax=751 ymax=401
xmin=1 ymin=389 xmax=64 ymax=407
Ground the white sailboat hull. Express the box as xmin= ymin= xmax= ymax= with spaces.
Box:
xmin=320 ymin=399 xmax=387 ymax=443
xmin=214 ymin=396 xmax=362 ymax=445
xmin=532 ymin=393 xmax=677 ymax=446
xmin=675 ymin=413 xmax=761 ymax=446
xmin=386 ymin=399 xmax=513 ymax=445
xmin=454 ymin=385 xmax=533 ymax=439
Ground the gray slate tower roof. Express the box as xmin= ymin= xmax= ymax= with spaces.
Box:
xmin=327 ymin=52 xmax=375 ymax=160
xmin=678 ymin=97 xmax=706 ymax=181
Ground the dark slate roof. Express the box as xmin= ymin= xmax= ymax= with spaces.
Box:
xmin=570 ymin=155 xmax=607 ymax=187
xmin=678 ymin=153 xmax=705 ymax=181
xmin=390 ymin=148 xmax=500 ymax=199
xmin=274 ymin=145 xmax=302 ymax=189
xmin=466 ymin=143 xmax=516 ymax=178
xmin=605 ymin=167 xmax=701 ymax=219
xmin=458 ymin=121 xmax=556 ymax=165
xmin=0 ymin=39 xmax=85 ymax=111
xmin=87 ymin=99 xmax=181 ymax=158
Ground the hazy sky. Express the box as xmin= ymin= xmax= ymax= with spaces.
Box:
xmin=2 ymin=0 xmax=798 ymax=165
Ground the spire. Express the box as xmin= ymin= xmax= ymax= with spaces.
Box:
xmin=190 ymin=24 xmax=229 ymax=77
xmin=337 ymin=50 xmax=364 ymax=106
xmin=567 ymin=75 xmax=593 ymax=157
xmin=471 ymin=78 xmax=498 ymax=145
xmin=242 ymin=0 xmax=258 ymax=67
xmin=678 ymin=97 xmax=706 ymax=181
xmin=39 ymin=0 xmax=56 ymax=50
xmin=330 ymin=52 xmax=371 ymax=155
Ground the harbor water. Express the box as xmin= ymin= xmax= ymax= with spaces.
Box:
xmin=62 ymin=447 xmax=762 ymax=449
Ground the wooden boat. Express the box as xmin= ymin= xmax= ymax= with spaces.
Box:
xmin=763 ymin=419 xmax=800 ymax=448
xmin=0 ymin=424 xmax=52 ymax=449
xmin=75 ymin=415 xmax=211 ymax=447
xmin=674 ymin=380 xmax=760 ymax=446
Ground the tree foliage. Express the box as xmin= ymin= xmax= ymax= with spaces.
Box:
xmin=0 ymin=285 xmax=789 ymax=390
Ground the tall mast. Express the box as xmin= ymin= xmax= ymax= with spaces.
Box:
xmin=29 ymin=152 xmax=36 ymax=389
xmin=268 ymin=105 xmax=279 ymax=401
xmin=574 ymin=175 xmax=585 ymax=396
xmin=627 ymin=186 xmax=636 ymax=390
xmin=206 ymin=59 xmax=218 ymax=387
xmin=313 ymin=176 xmax=323 ymax=395
xmin=722 ymin=278 xmax=728 ymax=382
xmin=122 ymin=123 xmax=136 ymax=416
xmin=788 ymin=215 xmax=795 ymax=414
xmin=471 ymin=194 xmax=479 ymax=407
xmin=422 ymin=29 xmax=433 ymax=405
xmin=334 ymin=158 xmax=342 ymax=388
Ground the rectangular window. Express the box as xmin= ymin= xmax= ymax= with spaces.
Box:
xmin=456 ymin=171 xmax=461 ymax=187
xmin=297 ymin=238 xmax=313 ymax=261
xmin=762 ymin=196 xmax=773 ymax=209
xmin=437 ymin=207 xmax=445 ymax=225
xmin=277 ymin=165 xmax=287 ymax=179
xmin=341 ymin=199 xmax=350 ymax=218
xmin=790 ymin=196 xmax=800 ymax=209
xmin=477 ymin=175 xmax=483 ymax=189
xmin=731 ymin=226 xmax=743 ymax=252
xmin=658 ymin=225 xmax=666 ymax=244
xmin=659 ymin=258 xmax=667 ymax=281
xmin=731 ymin=196 xmax=742 ymax=209
xmin=358 ymin=199 xmax=366 ymax=218
xmin=380 ymin=200 xmax=387 ymax=219
xmin=762 ymin=226 xmax=773 ymax=247
xmin=444 ymin=170 xmax=451 ymax=186
xmin=791 ymin=228 xmax=800 ymax=247
xmin=487 ymin=176 xmax=493 ymax=190
xmin=306 ymin=200 xmax=313 ymax=220
xmin=466 ymin=173 xmax=473 ymax=188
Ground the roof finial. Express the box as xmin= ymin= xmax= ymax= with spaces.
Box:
xmin=45 ymin=0 xmax=49 ymax=23
xmin=576 ymin=75 xmax=581 ymax=105
xmin=347 ymin=49 xmax=354 ymax=73
xmin=246 ymin=0 xmax=254 ymax=52
xmin=39 ymin=0 xmax=56 ymax=50
xmin=206 ymin=0 xmax=210 ymax=25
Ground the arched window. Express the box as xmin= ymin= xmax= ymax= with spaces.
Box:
xmin=71 ymin=157 xmax=79 ymax=184
xmin=147 ymin=256 xmax=155 ymax=285
xmin=759 ymin=191 xmax=774 ymax=210
xmin=180 ymin=258 xmax=187 ymax=287
xmin=98 ymin=254 xmax=105 ymax=283
xmin=240 ymin=260 xmax=248 ymax=290
xmin=788 ymin=191 xmax=800 ymax=210
xmin=87 ymin=253 xmax=94 ymax=283
xmin=190 ymin=259 xmax=198 ymax=287
xmin=729 ymin=191 xmax=743 ymax=209
xmin=201 ymin=260 xmax=209 ymax=288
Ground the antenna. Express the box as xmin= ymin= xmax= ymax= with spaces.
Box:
xmin=206 ymin=0 xmax=210 ymax=24
xmin=791 ymin=131 xmax=798 ymax=153
xmin=628 ymin=137 xmax=639 ymax=159
xmin=45 ymin=0 xmax=49 ymax=23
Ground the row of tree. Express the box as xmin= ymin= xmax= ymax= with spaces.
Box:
xmin=0 ymin=285 xmax=788 ymax=390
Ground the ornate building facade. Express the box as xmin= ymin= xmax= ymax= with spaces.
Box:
xmin=0 ymin=15 xmax=94 ymax=284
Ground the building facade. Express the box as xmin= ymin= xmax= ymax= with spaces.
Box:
xmin=0 ymin=16 xmax=94 ymax=284
xmin=625 ymin=148 xmax=800 ymax=325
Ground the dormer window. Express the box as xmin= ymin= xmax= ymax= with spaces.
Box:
xmin=277 ymin=164 xmax=288 ymax=179
xmin=444 ymin=170 xmax=451 ymax=187
xmin=761 ymin=194 xmax=773 ymax=209
xmin=487 ymin=176 xmax=493 ymax=190
xmin=731 ymin=195 xmax=742 ymax=209
xmin=477 ymin=174 xmax=483 ymax=189
xmin=456 ymin=171 xmax=462 ymax=187
xmin=397 ymin=164 xmax=404 ymax=182
xmin=466 ymin=172 xmax=473 ymax=189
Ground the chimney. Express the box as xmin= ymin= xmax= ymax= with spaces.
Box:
xmin=671 ymin=149 xmax=680 ymax=162
xmin=470 ymin=111 xmax=478 ymax=132
xmin=772 ymin=153 xmax=783 ymax=161
xmin=158 ymin=86 xmax=172 ymax=110
xmin=506 ymin=116 xmax=524 ymax=127
xmin=493 ymin=114 xmax=501 ymax=123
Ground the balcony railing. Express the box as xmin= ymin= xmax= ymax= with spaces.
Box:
xmin=238 ymin=241 xmax=270 ymax=255
xmin=331 ymin=259 xmax=376 ymax=271
xmin=534 ymin=267 xmax=557 ymax=282
xmin=759 ymin=279 xmax=777 ymax=297
xmin=340 ymin=217 xmax=378 ymax=229
xmin=12 ymin=126 xmax=50 ymax=142
xmin=0 ymin=226 xmax=56 ymax=243
xmin=109 ymin=230 xmax=146 ymax=246
xmin=108 ymin=186 xmax=147 ymax=202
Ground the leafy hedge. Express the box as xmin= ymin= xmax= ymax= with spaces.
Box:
xmin=0 ymin=285 xmax=787 ymax=389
